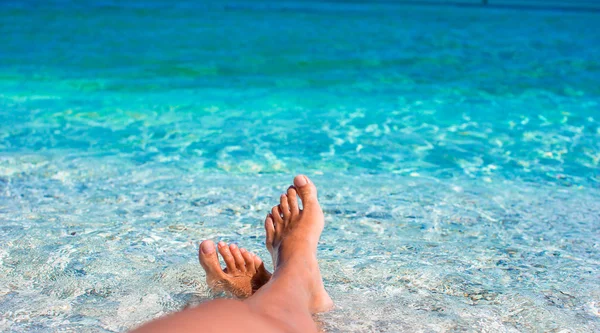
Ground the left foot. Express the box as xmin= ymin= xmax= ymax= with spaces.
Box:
xmin=199 ymin=240 xmax=272 ymax=298
xmin=264 ymin=175 xmax=334 ymax=313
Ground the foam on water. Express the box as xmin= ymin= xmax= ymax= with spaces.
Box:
xmin=1 ymin=0 xmax=599 ymax=332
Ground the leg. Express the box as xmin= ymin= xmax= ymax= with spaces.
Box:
xmin=132 ymin=175 xmax=331 ymax=333
xmin=131 ymin=299 xmax=288 ymax=333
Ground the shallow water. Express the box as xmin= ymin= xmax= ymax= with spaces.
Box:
xmin=1 ymin=0 xmax=599 ymax=332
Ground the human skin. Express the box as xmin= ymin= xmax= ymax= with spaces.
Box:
xmin=131 ymin=175 xmax=333 ymax=333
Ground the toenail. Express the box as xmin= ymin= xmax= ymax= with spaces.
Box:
xmin=218 ymin=241 xmax=226 ymax=247
xmin=295 ymin=175 xmax=308 ymax=187
xmin=230 ymin=244 xmax=237 ymax=249
xmin=201 ymin=242 xmax=215 ymax=254
xmin=240 ymin=248 xmax=246 ymax=253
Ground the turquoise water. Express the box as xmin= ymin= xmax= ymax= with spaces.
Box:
xmin=1 ymin=0 xmax=599 ymax=331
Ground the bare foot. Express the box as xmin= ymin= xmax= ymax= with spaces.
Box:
xmin=199 ymin=240 xmax=272 ymax=298
xmin=264 ymin=174 xmax=334 ymax=313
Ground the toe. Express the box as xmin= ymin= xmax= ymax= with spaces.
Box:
xmin=280 ymin=194 xmax=291 ymax=219
xmin=271 ymin=205 xmax=284 ymax=230
xmin=241 ymin=248 xmax=256 ymax=272
xmin=198 ymin=240 xmax=224 ymax=277
xmin=229 ymin=244 xmax=246 ymax=272
xmin=253 ymin=254 xmax=271 ymax=277
xmin=264 ymin=214 xmax=275 ymax=251
xmin=287 ymin=186 xmax=300 ymax=215
xmin=253 ymin=253 xmax=264 ymax=271
xmin=217 ymin=241 xmax=237 ymax=272
xmin=293 ymin=174 xmax=319 ymax=208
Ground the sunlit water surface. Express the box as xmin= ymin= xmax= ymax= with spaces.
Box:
xmin=1 ymin=0 xmax=599 ymax=332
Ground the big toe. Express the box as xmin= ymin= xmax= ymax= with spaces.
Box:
xmin=293 ymin=174 xmax=318 ymax=206
xmin=198 ymin=240 xmax=223 ymax=277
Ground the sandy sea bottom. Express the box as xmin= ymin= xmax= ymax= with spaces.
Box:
xmin=0 ymin=155 xmax=598 ymax=332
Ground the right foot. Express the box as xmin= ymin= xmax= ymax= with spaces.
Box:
xmin=199 ymin=240 xmax=272 ymax=299
xmin=264 ymin=174 xmax=334 ymax=313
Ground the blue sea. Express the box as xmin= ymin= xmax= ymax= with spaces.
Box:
xmin=1 ymin=0 xmax=599 ymax=331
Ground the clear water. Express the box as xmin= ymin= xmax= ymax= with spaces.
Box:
xmin=1 ymin=0 xmax=599 ymax=332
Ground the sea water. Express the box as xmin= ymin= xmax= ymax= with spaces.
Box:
xmin=0 ymin=0 xmax=599 ymax=332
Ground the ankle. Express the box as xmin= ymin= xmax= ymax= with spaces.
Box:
xmin=277 ymin=240 xmax=315 ymax=259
